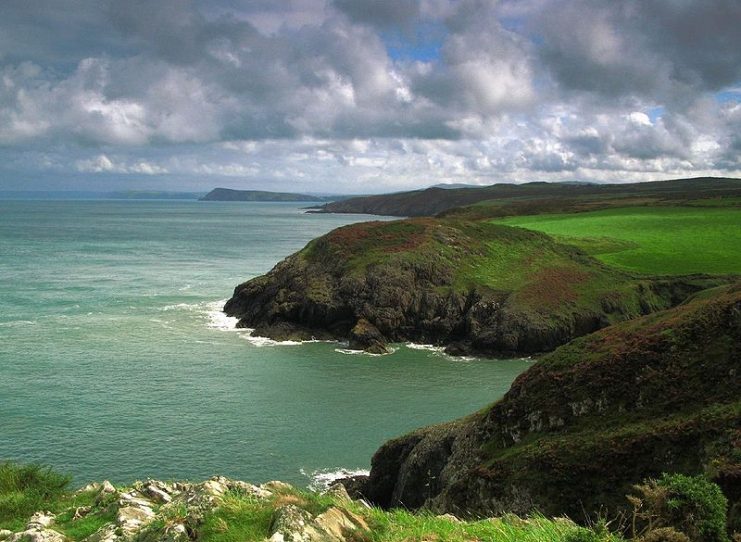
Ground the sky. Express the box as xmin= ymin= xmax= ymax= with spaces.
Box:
xmin=1 ymin=0 xmax=740 ymax=194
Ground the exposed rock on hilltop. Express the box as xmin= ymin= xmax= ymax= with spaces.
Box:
xmin=224 ymin=218 xmax=724 ymax=357
xmin=353 ymin=283 xmax=741 ymax=525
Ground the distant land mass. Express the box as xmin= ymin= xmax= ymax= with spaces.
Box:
xmin=310 ymin=176 xmax=741 ymax=217
xmin=200 ymin=187 xmax=342 ymax=202
xmin=107 ymin=190 xmax=205 ymax=200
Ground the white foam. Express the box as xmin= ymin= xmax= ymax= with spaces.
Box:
xmin=404 ymin=342 xmax=445 ymax=352
xmin=334 ymin=347 xmax=396 ymax=356
xmin=239 ymin=334 xmax=303 ymax=347
xmin=301 ymin=467 xmax=370 ymax=492
xmin=161 ymin=302 xmax=200 ymax=312
xmin=205 ymin=300 xmax=241 ymax=331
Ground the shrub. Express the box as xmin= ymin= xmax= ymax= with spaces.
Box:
xmin=628 ymin=473 xmax=728 ymax=542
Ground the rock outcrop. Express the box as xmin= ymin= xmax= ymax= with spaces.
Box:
xmin=225 ymin=218 xmax=726 ymax=356
xmin=0 ymin=478 xmax=372 ymax=542
xmin=351 ymin=284 xmax=741 ymax=525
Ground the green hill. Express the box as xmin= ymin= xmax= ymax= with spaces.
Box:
xmin=225 ymin=217 xmax=726 ymax=356
xmin=357 ymin=283 xmax=741 ymax=527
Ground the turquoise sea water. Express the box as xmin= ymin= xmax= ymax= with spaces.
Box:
xmin=0 ymin=200 xmax=530 ymax=487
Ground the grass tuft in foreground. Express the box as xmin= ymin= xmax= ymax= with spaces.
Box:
xmin=0 ymin=461 xmax=71 ymax=531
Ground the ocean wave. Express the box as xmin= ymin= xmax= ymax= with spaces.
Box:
xmin=301 ymin=467 xmax=370 ymax=492
xmin=0 ymin=319 xmax=38 ymax=328
xmin=238 ymin=334 xmax=303 ymax=347
xmin=334 ymin=346 xmax=397 ymax=356
xmin=205 ymin=300 xmax=240 ymax=331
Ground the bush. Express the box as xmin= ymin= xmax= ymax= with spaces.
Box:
xmin=628 ymin=473 xmax=728 ymax=542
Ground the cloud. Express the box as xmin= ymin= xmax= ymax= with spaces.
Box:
xmin=0 ymin=0 xmax=738 ymax=192
xmin=75 ymin=154 xmax=168 ymax=174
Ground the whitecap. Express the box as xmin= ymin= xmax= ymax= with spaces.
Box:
xmin=404 ymin=342 xmax=445 ymax=352
xmin=239 ymin=334 xmax=302 ymax=347
xmin=205 ymin=300 xmax=240 ymax=331
xmin=300 ymin=467 xmax=370 ymax=492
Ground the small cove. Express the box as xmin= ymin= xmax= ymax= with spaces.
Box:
xmin=0 ymin=200 xmax=531 ymax=486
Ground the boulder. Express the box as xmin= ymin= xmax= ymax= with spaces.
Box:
xmin=348 ymin=319 xmax=388 ymax=354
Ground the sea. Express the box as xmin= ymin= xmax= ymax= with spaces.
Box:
xmin=0 ymin=200 xmax=530 ymax=488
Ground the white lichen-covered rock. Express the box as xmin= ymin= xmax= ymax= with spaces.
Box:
xmin=269 ymin=505 xmax=368 ymax=542
xmin=144 ymin=484 xmax=172 ymax=504
xmin=269 ymin=504 xmax=321 ymax=542
xmin=26 ymin=513 xmax=55 ymax=530
xmin=159 ymin=523 xmax=189 ymax=542
xmin=200 ymin=479 xmax=228 ymax=497
xmin=116 ymin=505 xmax=155 ymax=532
xmin=0 ymin=530 xmax=14 ymax=541
xmin=230 ymin=480 xmax=272 ymax=499
xmin=313 ymin=507 xmax=368 ymax=541
xmin=6 ymin=529 xmax=67 ymax=542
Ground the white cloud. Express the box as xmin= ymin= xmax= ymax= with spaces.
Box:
xmin=0 ymin=0 xmax=738 ymax=192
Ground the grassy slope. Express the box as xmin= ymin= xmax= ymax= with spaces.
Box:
xmin=302 ymin=218 xmax=724 ymax=329
xmin=474 ymin=282 xmax=741 ymax=518
xmin=495 ymin=206 xmax=741 ymax=275
xmin=0 ymin=463 xmax=622 ymax=542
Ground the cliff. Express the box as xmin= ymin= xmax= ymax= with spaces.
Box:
xmin=224 ymin=218 xmax=725 ymax=357
xmin=353 ymin=283 xmax=741 ymax=526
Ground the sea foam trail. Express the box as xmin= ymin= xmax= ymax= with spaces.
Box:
xmin=301 ymin=467 xmax=370 ymax=492
xmin=204 ymin=299 xmax=310 ymax=346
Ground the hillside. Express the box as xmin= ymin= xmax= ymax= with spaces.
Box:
xmin=310 ymin=177 xmax=741 ymax=217
xmin=351 ymin=283 xmax=741 ymax=527
xmin=224 ymin=218 xmax=726 ymax=356
xmin=200 ymin=188 xmax=332 ymax=202
xmin=0 ymin=467 xmax=621 ymax=542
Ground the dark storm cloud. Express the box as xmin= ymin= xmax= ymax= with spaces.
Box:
xmin=333 ymin=0 xmax=420 ymax=29
xmin=533 ymin=0 xmax=741 ymax=104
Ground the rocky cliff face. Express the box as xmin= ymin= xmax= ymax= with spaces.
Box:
xmin=225 ymin=218 xmax=724 ymax=357
xmin=353 ymin=283 xmax=741 ymax=526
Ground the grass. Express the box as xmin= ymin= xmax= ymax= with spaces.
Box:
xmin=495 ymin=206 xmax=741 ymax=275
xmin=0 ymin=462 xmax=71 ymax=531
xmin=196 ymin=486 xmax=624 ymax=542
xmin=0 ymin=461 xmax=628 ymax=542
xmin=361 ymin=508 xmax=622 ymax=542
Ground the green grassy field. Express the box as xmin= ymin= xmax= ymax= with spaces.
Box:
xmin=495 ymin=206 xmax=741 ymax=275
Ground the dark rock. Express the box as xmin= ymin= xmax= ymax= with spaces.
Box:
xmin=330 ymin=476 xmax=369 ymax=500
xmin=348 ymin=319 xmax=388 ymax=354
